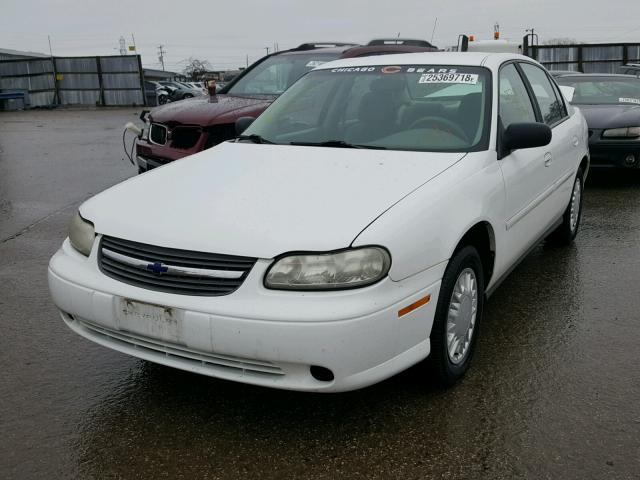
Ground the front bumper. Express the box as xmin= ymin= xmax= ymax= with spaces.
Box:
xmin=48 ymin=239 xmax=442 ymax=392
xmin=135 ymin=140 xmax=196 ymax=173
xmin=588 ymin=130 xmax=640 ymax=168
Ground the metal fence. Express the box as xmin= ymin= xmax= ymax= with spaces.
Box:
xmin=527 ymin=43 xmax=640 ymax=73
xmin=0 ymin=55 xmax=145 ymax=107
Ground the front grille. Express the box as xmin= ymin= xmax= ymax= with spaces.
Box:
xmin=171 ymin=126 xmax=202 ymax=149
xmin=149 ymin=123 xmax=167 ymax=145
xmin=99 ymin=236 xmax=257 ymax=296
xmin=75 ymin=317 xmax=284 ymax=377
xmin=203 ymin=123 xmax=237 ymax=149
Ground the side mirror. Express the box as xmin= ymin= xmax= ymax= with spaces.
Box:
xmin=502 ymin=122 xmax=551 ymax=154
xmin=558 ymin=85 xmax=575 ymax=103
xmin=235 ymin=116 xmax=255 ymax=135
xmin=206 ymin=80 xmax=217 ymax=96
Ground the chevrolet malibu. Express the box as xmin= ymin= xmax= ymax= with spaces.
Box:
xmin=49 ymin=53 xmax=589 ymax=392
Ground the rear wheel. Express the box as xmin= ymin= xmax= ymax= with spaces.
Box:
xmin=428 ymin=246 xmax=485 ymax=386
xmin=547 ymin=168 xmax=584 ymax=245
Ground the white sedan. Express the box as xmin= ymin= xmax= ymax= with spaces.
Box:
xmin=48 ymin=52 xmax=589 ymax=392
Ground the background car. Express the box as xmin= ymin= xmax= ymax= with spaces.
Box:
xmin=617 ymin=64 xmax=640 ymax=76
xmin=549 ymin=70 xmax=581 ymax=78
xmin=556 ymin=73 xmax=640 ymax=168
xmin=158 ymin=81 xmax=204 ymax=101
xmin=143 ymin=81 xmax=171 ymax=106
xmin=135 ymin=39 xmax=438 ymax=173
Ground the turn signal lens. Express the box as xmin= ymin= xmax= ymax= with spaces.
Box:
xmin=265 ymin=247 xmax=391 ymax=290
xmin=69 ymin=212 xmax=95 ymax=256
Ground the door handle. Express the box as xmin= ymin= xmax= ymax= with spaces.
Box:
xmin=544 ymin=152 xmax=552 ymax=167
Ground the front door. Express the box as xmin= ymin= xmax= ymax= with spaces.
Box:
xmin=497 ymin=63 xmax=558 ymax=265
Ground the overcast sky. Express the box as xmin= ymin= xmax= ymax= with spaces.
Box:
xmin=2 ymin=0 xmax=640 ymax=72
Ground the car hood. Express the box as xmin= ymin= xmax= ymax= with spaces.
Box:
xmin=150 ymin=94 xmax=273 ymax=126
xmin=81 ymin=143 xmax=465 ymax=259
xmin=576 ymin=104 xmax=640 ymax=129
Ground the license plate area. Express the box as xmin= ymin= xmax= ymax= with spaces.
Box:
xmin=116 ymin=298 xmax=181 ymax=342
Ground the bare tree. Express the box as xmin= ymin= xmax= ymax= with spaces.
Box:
xmin=543 ymin=38 xmax=579 ymax=45
xmin=183 ymin=57 xmax=212 ymax=80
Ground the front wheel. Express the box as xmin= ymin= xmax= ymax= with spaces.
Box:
xmin=428 ymin=245 xmax=485 ymax=387
xmin=547 ymin=168 xmax=584 ymax=245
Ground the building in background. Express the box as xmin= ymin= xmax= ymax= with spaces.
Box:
xmin=0 ymin=47 xmax=49 ymax=61
xmin=142 ymin=68 xmax=179 ymax=82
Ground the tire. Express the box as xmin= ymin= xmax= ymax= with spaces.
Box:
xmin=547 ymin=168 xmax=584 ymax=246
xmin=158 ymin=95 xmax=168 ymax=105
xmin=183 ymin=93 xmax=193 ymax=99
xmin=428 ymin=245 xmax=485 ymax=387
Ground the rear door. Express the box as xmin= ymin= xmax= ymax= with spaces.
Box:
xmin=518 ymin=62 xmax=577 ymax=215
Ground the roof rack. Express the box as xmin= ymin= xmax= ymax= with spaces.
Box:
xmin=367 ymin=39 xmax=434 ymax=47
xmin=295 ymin=42 xmax=359 ymax=51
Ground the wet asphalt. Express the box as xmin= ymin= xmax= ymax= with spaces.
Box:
xmin=1 ymin=108 xmax=639 ymax=480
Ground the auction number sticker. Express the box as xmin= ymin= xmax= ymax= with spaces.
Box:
xmin=419 ymin=73 xmax=479 ymax=84
xmin=619 ymin=97 xmax=640 ymax=104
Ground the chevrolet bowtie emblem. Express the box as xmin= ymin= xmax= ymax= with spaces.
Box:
xmin=146 ymin=262 xmax=169 ymax=275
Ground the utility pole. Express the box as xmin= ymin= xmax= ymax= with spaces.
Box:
xmin=246 ymin=54 xmax=249 ymax=67
xmin=158 ymin=45 xmax=166 ymax=71
xmin=265 ymin=47 xmax=270 ymax=56
xmin=119 ymin=36 xmax=127 ymax=55
xmin=131 ymin=33 xmax=137 ymax=52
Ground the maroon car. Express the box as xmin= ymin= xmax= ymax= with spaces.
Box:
xmin=135 ymin=39 xmax=438 ymax=172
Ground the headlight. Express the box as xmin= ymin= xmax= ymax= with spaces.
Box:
xmin=602 ymin=127 xmax=640 ymax=138
xmin=264 ymin=247 xmax=391 ymax=290
xmin=69 ymin=212 xmax=95 ymax=256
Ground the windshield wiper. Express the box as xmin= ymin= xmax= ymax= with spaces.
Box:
xmin=289 ymin=140 xmax=387 ymax=150
xmin=236 ymin=134 xmax=275 ymax=144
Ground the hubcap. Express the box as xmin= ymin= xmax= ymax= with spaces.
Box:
xmin=446 ymin=268 xmax=478 ymax=365
xmin=570 ymin=177 xmax=582 ymax=232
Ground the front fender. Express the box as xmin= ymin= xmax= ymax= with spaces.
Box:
xmin=352 ymin=152 xmax=505 ymax=283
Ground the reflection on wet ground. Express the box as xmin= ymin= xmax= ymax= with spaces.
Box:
xmin=1 ymin=111 xmax=639 ymax=479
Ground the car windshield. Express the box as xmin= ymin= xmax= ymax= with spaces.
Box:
xmin=242 ymin=65 xmax=491 ymax=152
xmin=225 ymin=52 xmax=342 ymax=96
xmin=557 ymin=76 xmax=640 ymax=105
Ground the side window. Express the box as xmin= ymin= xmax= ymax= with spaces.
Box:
xmin=548 ymin=77 xmax=568 ymax=117
xmin=499 ymin=63 xmax=537 ymax=128
xmin=520 ymin=63 xmax=566 ymax=126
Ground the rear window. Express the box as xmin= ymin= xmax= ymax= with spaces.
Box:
xmin=556 ymin=76 xmax=640 ymax=105
xmin=226 ymin=52 xmax=342 ymax=96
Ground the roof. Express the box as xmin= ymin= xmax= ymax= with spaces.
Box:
xmin=314 ymin=52 xmax=532 ymax=71
xmin=276 ymin=46 xmax=354 ymax=56
xmin=275 ymin=42 xmax=438 ymax=58
xmin=557 ymin=73 xmax=640 ymax=78
xmin=143 ymin=68 xmax=179 ymax=77
xmin=0 ymin=47 xmax=49 ymax=59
